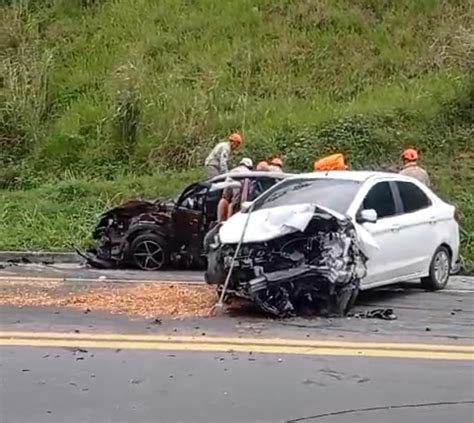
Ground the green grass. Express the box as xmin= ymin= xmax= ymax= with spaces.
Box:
xmin=0 ymin=169 xmax=202 ymax=250
xmin=0 ymin=0 xmax=473 ymax=263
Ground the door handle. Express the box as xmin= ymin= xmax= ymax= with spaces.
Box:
xmin=429 ymin=217 xmax=437 ymax=225
xmin=391 ymin=224 xmax=400 ymax=233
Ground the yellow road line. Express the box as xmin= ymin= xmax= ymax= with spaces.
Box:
xmin=0 ymin=331 xmax=472 ymax=361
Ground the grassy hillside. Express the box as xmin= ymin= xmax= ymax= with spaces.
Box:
xmin=1 ymin=0 xmax=473 ymax=262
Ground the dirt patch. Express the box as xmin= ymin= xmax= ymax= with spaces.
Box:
xmin=0 ymin=281 xmax=217 ymax=318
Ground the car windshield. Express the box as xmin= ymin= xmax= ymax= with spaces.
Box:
xmin=252 ymin=178 xmax=362 ymax=214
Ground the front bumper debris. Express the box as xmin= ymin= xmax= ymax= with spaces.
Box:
xmin=205 ymin=209 xmax=367 ymax=317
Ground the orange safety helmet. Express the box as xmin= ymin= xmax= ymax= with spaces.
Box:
xmin=269 ymin=157 xmax=283 ymax=167
xmin=313 ymin=153 xmax=347 ymax=171
xmin=401 ymin=148 xmax=418 ymax=162
xmin=229 ymin=133 xmax=243 ymax=146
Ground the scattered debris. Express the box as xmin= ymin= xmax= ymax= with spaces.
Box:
xmin=351 ymin=308 xmax=397 ymax=320
xmin=0 ymin=281 xmax=216 ymax=318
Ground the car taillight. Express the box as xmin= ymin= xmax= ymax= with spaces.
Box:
xmin=454 ymin=207 xmax=460 ymax=222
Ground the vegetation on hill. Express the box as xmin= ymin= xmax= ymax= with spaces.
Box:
xmin=0 ymin=0 xmax=472 ymax=262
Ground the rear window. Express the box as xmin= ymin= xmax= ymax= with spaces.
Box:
xmin=396 ymin=181 xmax=432 ymax=213
xmin=253 ymin=178 xmax=361 ymax=214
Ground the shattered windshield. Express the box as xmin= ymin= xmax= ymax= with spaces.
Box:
xmin=252 ymin=178 xmax=362 ymax=214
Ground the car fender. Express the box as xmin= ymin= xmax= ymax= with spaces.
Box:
xmin=354 ymin=223 xmax=380 ymax=258
xmin=126 ymin=222 xmax=170 ymax=241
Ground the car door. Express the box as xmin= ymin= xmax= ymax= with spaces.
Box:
xmin=392 ymin=180 xmax=437 ymax=277
xmin=356 ymin=181 xmax=405 ymax=288
xmin=173 ymin=185 xmax=206 ymax=256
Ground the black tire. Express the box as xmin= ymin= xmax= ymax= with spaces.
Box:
xmin=128 ymin=233 xmax=169 ymax=271
xmin=421 ymin=246 xmax=451 ymax=291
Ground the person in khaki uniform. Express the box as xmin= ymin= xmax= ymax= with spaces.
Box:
xmin=399 ymin=148 xmax=431 ymax=187
xmin=204 ymin=133 xmax=243 ymax=178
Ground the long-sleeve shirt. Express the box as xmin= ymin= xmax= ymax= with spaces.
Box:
xmin=204 ymin=141 xmax=231 ymax=174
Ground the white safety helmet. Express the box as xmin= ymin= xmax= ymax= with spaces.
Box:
xmin=240 ymin=157 xmax=253 ymax=169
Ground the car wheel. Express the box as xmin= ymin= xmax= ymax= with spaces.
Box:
xmin=129 ymin=233 xmax=169 ymax=271
xmin=421 ymin=246 xmax=451 ymax=291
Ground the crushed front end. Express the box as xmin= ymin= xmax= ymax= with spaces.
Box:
xmin=79 ymin=200 xmax=172 ymax=269
xmin=205 ymin=209 xmax=367 ymax=317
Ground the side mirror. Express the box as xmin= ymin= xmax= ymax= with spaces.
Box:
xmin=359 ymin=209 xmax=378 ymax=224
xmin=240 ymin=201 xmax=253 ymax=213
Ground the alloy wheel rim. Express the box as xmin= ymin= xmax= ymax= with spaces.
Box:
xmin=133 ymin=240 xmax=165 ymax=270
xmin=433 ymin=250 xmax=450 ymax=285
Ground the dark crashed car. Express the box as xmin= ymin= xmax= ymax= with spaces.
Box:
xmin=80 ymin=171 xmax=289 ymax=271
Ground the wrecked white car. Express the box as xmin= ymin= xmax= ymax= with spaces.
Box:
xmin=205 ymin=171 xmax=459 ymax=317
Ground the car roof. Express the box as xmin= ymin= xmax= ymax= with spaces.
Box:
xmin=209 ymin=171 xmax=293 ymax=182
xmin=286 ymin=170 xmax=405 ymax=182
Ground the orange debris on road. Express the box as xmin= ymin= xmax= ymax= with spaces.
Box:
xmin=0 ymin=280 xmax=217 ymax=319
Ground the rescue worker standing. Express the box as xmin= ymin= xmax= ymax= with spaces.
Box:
xmin=204 ymin=133 xmax=243 ymax=178
xmin=268 ymin=157 xmax=284 ymax=172
xmin=399 ymin=148 xmax=431 ymax=187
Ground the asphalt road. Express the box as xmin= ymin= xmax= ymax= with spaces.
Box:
xmin=0 ymin=265 xmax=473 ymax=422
xmin=0 ymin=262 xmax=204 ymax=283
xmin=1 ymin=343 xmax=473 ymax=423
xmin=1 ymin=262 xmax=473 ymax=287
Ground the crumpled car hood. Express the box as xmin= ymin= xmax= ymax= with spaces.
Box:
xmin=219 ymin=204 xmax=317 ymax=244
xmin=218 ymin=203 xmax=379 ymax=257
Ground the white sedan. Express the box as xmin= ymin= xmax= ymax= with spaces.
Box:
xmin=215 ymin=171 xmax=460 ymax=292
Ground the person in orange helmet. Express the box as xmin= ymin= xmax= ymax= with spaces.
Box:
xmin=204 ymin=132 xmax=243 ymax=178
xmin=256 ymin=160 xmax=270 ymax=171
xmin=399 ymin=148 xmax=430 ymax=186
xmin=268 ymin=157 xmax=284 ymax=173
xmin=313 ymin=153 xmax=348 ymax=171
